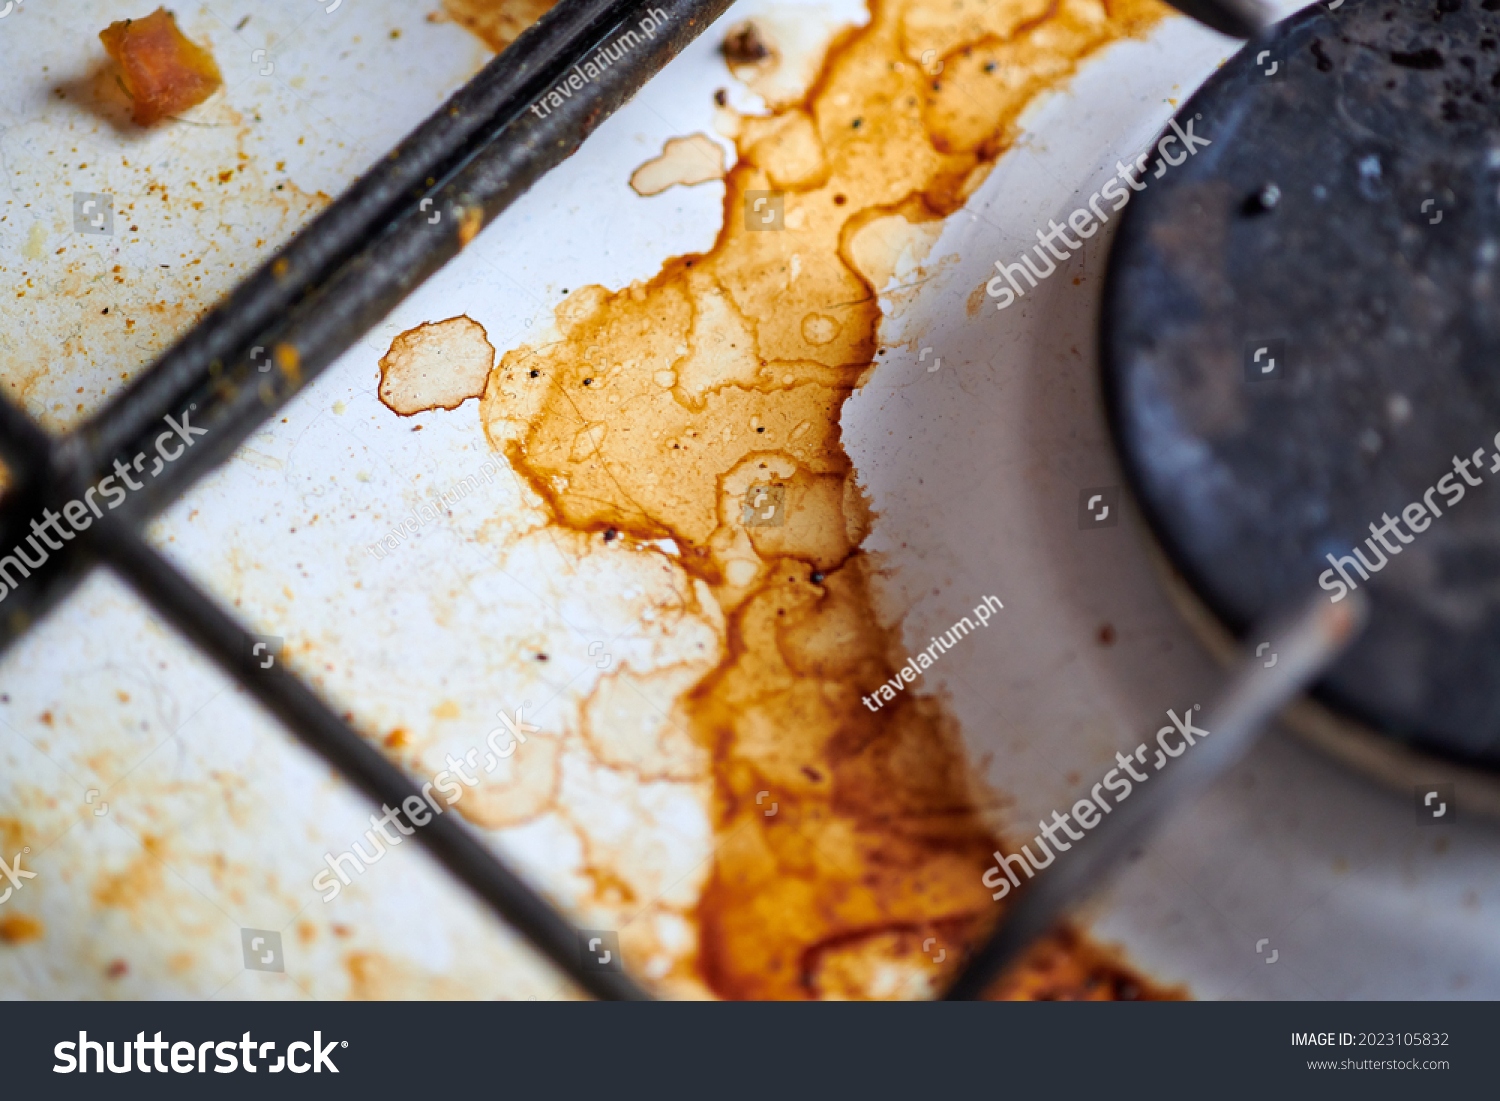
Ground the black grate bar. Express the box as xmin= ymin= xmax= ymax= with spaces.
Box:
xmin=0 ymin=392 xmax=58 ymax=484
xmin=942 ymin=593 xmax=1367 ymax=999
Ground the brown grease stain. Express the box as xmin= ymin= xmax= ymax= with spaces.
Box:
xmin=460 ymin=0 xmax=1172 ymax=999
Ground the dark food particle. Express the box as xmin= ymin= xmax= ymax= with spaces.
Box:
xmin=723 ymin=23 xmax=770 ymax=64
xmin=1243 ymin=182 xmax=1281 ymax=214
xmin=714 ymin=88 xmax=728 ymax=106
xmin=1390 ymin=47 xmax=1444 ymax=67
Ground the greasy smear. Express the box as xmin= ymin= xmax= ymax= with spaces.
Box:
xmin=378 ymin=315 xmax=495 ymax=415
xmin=442 ymin=0 xmax=560 ymax=52
xmin=474 ymin=0 xmax=1169 ymax=998
xmin=99 ymin=8 xmax=223 ymax=127
xmin=629 ymin=135 xmax=728 ymax=197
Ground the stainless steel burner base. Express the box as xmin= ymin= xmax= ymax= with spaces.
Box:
xmin=1139 ymin=499 xmax=1500 ymax=819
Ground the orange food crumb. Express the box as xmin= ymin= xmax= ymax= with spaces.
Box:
xmin=100 ymin=9 xmax=223 ymax=126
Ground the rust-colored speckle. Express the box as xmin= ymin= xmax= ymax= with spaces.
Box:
xmin=0 ymin=822 xmax=27 ymax=866
xmin=457 ymin=206 xmax=484 ymax=249
xmin=0 ymin=914 xmax=44 ymax=944
xmin=93 ymin=836 xmax=167 ymax=912
xmin=966 ymin=280 xmax=989 ymax=318
xmin=273 ymin=343 xmax=301 ymax=386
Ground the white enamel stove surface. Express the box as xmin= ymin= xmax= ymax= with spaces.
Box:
xmin=0 ymin=0 xmax=1494 ymax=999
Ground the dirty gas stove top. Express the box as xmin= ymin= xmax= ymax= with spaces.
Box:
xmin=0 ymin=0 xmax=1496 ymax=1000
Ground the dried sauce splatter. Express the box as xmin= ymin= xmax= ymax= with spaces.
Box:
xmin=630 ymin=135 xmax=728 ymax=197
xmin=378 ymin=315 xmax=496 ymax=415
xmin=459 ymin=0 xmax=1175 ymax=998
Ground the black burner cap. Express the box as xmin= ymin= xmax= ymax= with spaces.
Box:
xmin=1102 ymin=0 xmax=1500 ymax=770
